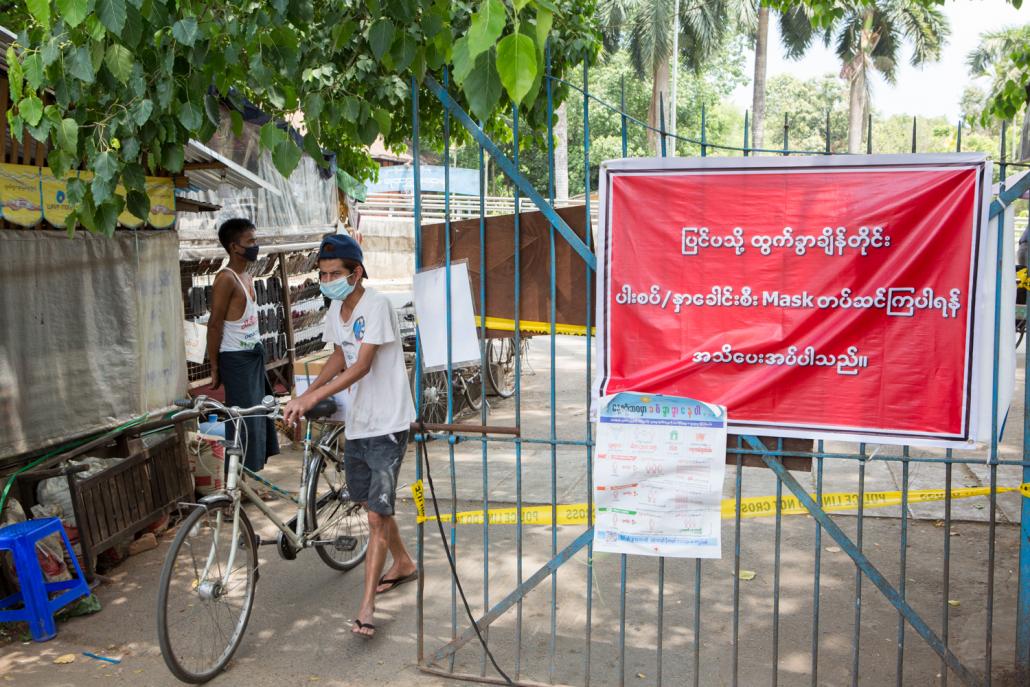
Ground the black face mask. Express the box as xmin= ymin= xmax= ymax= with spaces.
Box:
xmin=236 ymin=243 xmax=259 ymax=262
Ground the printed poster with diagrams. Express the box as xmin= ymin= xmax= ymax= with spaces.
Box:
xmin=594 ymin=392 xmax=727 ymax=559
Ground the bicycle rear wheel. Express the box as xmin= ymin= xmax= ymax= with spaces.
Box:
xmin=486 ymin=338 xmax=516 ymax=398
xmin=157 ymin=503 xmax=257 ymax=684
xmin=307 ymin=431 xmax=370 ymax=571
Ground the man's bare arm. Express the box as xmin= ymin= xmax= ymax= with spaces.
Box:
xmin=205 ymin=272 xmax=234 ymax=389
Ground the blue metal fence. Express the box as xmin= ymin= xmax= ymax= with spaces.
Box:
xmin=409 ymin=55 xmax=1030 ymax=687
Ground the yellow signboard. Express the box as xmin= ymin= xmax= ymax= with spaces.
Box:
xmin=147 ymin=177 xmax=176 ymax=228
xmin=0 ymin=164 xmax=177 ymax=230
xmin=40 ymin=168 xmax=74 ymax=228
xmin=0 ymin=164 xmax=42 ymax=226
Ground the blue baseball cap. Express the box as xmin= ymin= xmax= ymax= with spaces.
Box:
xmin=318 ymin=233 xmax=368 ymax=278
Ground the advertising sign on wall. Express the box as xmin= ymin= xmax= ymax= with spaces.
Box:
xmin=594 ymin=155 xmax=1011 ymax=447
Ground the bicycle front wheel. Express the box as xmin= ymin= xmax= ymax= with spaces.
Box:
xmin=486 ymin=338 xmax=516 ymax=398
xmin=157 ymin=503 xmax=257 ymax=684
xmin=307 ymin=438 xmax=370 ymax=571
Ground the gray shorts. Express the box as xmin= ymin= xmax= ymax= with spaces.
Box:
xmin=343 ymin=430 xmax=408 ymax=515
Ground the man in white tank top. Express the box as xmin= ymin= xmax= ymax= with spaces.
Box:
xmin=206 ymin=218 xmax=279 ymax=472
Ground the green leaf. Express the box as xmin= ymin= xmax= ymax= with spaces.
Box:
xmin=47 ymin=149 xmax=74 ymax=178
xmin=57 ymin=117 xmax=78 ymax=154
xmin=260 ymin=121 xmax=288 ymax=151
xmin=230 ymin=110 xmax=244 ymax=137
xmin=94 ymin=150 xmax=119 ymax=182
xmin=105 ymin=44 xmax=133 ymax=83
xmin=122 ymin=162 xmax=145 ymax=191
xmin=68 ymin=46 xmax=95 ymax=83
xmin=303 ymin=93 xmax=324 ymax=123
xmin=272 ymin=139 xmax=303 ymax=178
xmin=27 ymin=0 xmax=51 ymax=27
xmin=336 ymin=168 xmax=367 ymax=201
xmin=495 ymin=32 xmax=538 ymax=106
xmin=203 ymin=93 xmax=221 ymax=126
xmin=27 ymin=117 xmax=50 ymax=143
xmin=7 ymin=113 xmax=23 ymax=143
xmin=121 ymin=4 xmax=142 ymax=47
xmin=172 ymin=17 xmax=199 ymax=46
xmin=372 ymin=109 xmax=392 ymax=138
xmin=535 ymin=7 xmax=553 ymax=48
xmin=97 ymin=196 xmax=122 ymax=236
xmin=132 ymin=98 xmax=153 ymax=126
xmin=356 ymin=115 xmax=378 ymax=146
xmin=126 ymin=189 xmax=150 ymax=220
xmin=368 ymin=19 xmax=395 ymax=62
xmin=162 ymin=143 xmax=184 ymax=173
xmin=121 ymin=136 xmax=139 ymax=160
xmin=23 ymin=54 xmax=45 ymax=91
xmin=56 ymin=0 xmax=91 ymax=27
xmin=177 ymin=100 xmax=202 ymax=130
xmin=511 ymin=0 xmax=529 ymax=11
xmin=19 ymin=95 xmax=44 ymax=127
xmin=534 ymin=0 xmax=557 ymax=10
xmin=452 ymin=36 xmax=474 ymax=86
xmin=468 ymin=0 xmax=506 ymax=61
xmin=303 ymin=132 xmax=323 ymax=164
xmin=392 ymin=32 xmax=417 ymax=73
xmin=92 ymin=172 xmax=115 ymax=204
xmin=464 ymin=48 xmax=502 ymax=121
xmin=7 ymin=47 xmax=23 ymax=102
xmin=41 ymin=38 xmax=60 ymax=66
xmin=96 ymin=0 xmax=126 ymax=33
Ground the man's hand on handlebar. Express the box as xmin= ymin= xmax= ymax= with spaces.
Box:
xmin=283 ymin=394 xmax=316 ymax=426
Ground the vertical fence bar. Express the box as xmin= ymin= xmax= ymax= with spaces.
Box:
xmin=659 ymin=93 xmax=667 ymax=158
xmin=620 ymin=77 xmax=628 ymax=157
xmin=783 ymin=113 xmax=789 ymax=156
xmin=772 ymin=439 xmax=783 ymax=687
xmin=986 ymin=122 xmax=1008 ymax=687
xmin=897 ymin=447 xmax=910 ymax=686
xmin=583 ymin=57 xmax=595 ymax=687
xmin=442 ymin=69 xmax=458 ymax=674
xmin=743 ymin=110 xmax=750 ymax=157
xmin=812 ymin=444 xmax=824 ymax=687
xmin=657 ymin=121 xmax=668 ymax=687
xmin=700 ymin=104 xmax=707 ymax=157
xmin=410 ymin=76 xmax=425 ymax=667
xmin=546 ymin=42 xmax=559 ymax=686
xmin=512 ymin=101 xmax=524 ymax=681
xmin=732 ymin=442 xmax=744 ymax=687
xmin=618 ymin=555 xmax=627 ymax=687
xmin=851 ymin=444 xmax=867 ymax=687
xmin=867 ymin=113 xmax=873 ymax=155
xmin=956 ymin=119 xmax=963 ymax=153
xmin=825 ymin=110 xmax=831 ymax=154
xmin=911 ymin=116 xmax=917 ymax=154
xmin=942 ymin=453 xmax=953 ymax=687
xmin=1019 ymin=196 xmax=1030 ymax=681
xmin=478 ymin=112 xmax=490 ymax=678
xmin=693 ymin=557 xmax=702 ymax=687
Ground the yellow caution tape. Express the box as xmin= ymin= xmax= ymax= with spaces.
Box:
xmin=474 ymin=316 xmax=595 ymax=337
xmin=411 ymin=481 xmax=1028 ymax=526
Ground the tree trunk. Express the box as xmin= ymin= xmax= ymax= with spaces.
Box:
xmin=751 ymin=5 xmax=770 ymax=151
xmin=648 ymin=56 xmax=671 ymax=156
xmin=1019 ymin=94 xmax=1030 ymax=162
xmin=847 ymin=65 xmax=867 ymax=154
xmin=555 ymin=101 xmax=569 ymax=201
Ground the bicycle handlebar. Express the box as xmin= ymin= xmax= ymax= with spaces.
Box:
xmin=171 ymin=395 xmax=280 ymax=422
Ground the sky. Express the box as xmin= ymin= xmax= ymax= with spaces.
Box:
xmin=729 ymin=0 xmax=1028 ymax=121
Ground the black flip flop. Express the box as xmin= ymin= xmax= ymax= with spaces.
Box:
xmin=376 ymin=571 xmax=418 ymax=594
xmin=352 ymin=619 xmax=376 ymax=639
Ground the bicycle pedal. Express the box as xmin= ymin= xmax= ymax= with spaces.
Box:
xmin=334 ymin=536 xmax=358 ymax=552
xmin=254 ymin=536 xmax=276 ymax=546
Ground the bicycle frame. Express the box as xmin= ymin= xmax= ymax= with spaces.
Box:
xmin=199 ymin=417 xmax=347 ymax=589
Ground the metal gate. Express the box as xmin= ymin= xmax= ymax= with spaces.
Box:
xmin=408 ymin=56 xmax=1030 ymax=687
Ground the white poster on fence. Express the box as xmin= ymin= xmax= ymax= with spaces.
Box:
xmin=593 ymin=392 xmax=727 ymax=558
xmin=183 ymin=320 xmax=207 ymax=364
xmin=412 ymin=261 xmax=481 ymax=372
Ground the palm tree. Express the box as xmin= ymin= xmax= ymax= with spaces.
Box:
xmin=967 ymin=25 xmax=1030 ymax=162
xmin=600 ymin=0 xmax=739 ymax=154
xmin=780 ymin=0 xmax=949 ymax=153
xmin=751 ymin=4 xmax=771 ymax=150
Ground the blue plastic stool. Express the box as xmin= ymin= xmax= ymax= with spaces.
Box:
xmin=0 ymin=517 xmax=91 ymax=641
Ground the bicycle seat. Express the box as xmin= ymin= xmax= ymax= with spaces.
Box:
xmin=305 ymin=398 xmax=338 ymax=420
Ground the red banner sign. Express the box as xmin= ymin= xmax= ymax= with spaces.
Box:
xmin=595 ymin=156 xmax=1001 ymax=446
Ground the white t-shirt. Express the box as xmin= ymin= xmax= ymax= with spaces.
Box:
xmin=324 ymin=287 xmax=416 ymax=440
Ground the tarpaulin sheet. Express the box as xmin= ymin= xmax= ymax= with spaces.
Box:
xmin=594 ymin=154 xmax=1010 ymax=448
xmin=0 ymin=230 xmax=186 ymax=459
xmin=420 ymin=206 xmax=592 ymax=337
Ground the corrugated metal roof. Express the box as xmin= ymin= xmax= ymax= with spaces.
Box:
xmin=184 ymin=140 xmax=281 ymax=195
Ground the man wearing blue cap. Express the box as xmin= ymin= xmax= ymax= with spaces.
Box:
xmin=284 ymin=233 xmax=417 ymax=639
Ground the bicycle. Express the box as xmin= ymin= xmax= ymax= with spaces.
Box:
xmin=156 ymin=395 xmax=368 ymax=683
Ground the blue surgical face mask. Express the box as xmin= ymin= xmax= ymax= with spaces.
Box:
xmin=236 ymin=243 xmax=259 ymax=262
xmin=320 ymin=273 xmax=356 ymax=301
